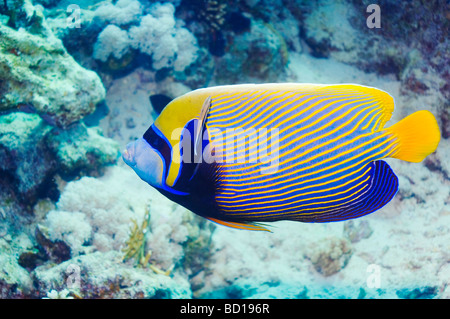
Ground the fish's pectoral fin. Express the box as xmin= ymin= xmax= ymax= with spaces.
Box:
xmin=206 ymin=217 xmax=272 ymax=232
xmin=190 ymin=96 xmax=212 ymax=183
xmin=194 ymin=96 xmax=212 ymax=159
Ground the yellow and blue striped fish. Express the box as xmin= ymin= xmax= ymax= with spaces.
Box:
xmin=122 ymin=83 xmax=440 ymax=231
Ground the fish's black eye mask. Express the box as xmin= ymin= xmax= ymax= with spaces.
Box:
xmin=143 ymin=125 xmax=171 ymax=182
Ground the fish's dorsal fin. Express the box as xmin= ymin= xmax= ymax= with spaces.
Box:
xmin=194 ymin=96 xmax=212 ymax=160
xmin=320 ymin=84 xmax=395 ymax=131
xmin=206 ymin=217 xmax=272 ymax=232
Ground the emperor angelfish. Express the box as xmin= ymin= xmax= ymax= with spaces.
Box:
xmin=123 ymin=83 xmax=440 ymax=232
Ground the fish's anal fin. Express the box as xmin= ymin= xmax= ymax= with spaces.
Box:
xmin=310 ymin=160 xmax=398 ymax=222
xmin=387 ymin=110 xmax=440 ymax=163
xmin=206 ymin=217 xmax=272 ymax=232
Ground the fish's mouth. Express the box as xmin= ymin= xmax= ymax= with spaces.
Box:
xmin=122 ymin=142 xmax=137 ymax=167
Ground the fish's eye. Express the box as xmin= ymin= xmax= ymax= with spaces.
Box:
xmin=143 ymin=125 xmax=166 ymax=151
xmin=142 ymin=125 xmax=172 ymax=181
xmin=153 ymin=137 xmax=163 ymax=149
xmin=149 ymin=135 xmax=160 ymax=148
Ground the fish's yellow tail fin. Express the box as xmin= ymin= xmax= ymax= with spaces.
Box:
xmin=387 ymin=110 xmax=440 ymax=163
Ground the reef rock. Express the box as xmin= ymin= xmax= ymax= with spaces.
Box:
xmin=214 ymin=19 xmax=288 ymax=84
xmin=304 ymin=236 xmax=353 ymax=277
xmin=0 ymin=113 xmax=55 ymax=203
xmin=0 ymin=233 xmax=34 ymax=298
xmin=33 ymin=251 xmax=192 ymax=299
xmin=0 ymin=112 xmax=119 ymax=206
xmin=343 ymin=220 xmax=373 ymax=243
xmin=0 ymin=1 xmax=105 ymax=128
xmin=46 ymin=123 xmax=119 ymax=178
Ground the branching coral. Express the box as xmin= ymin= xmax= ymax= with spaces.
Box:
xmin=122 ymin=206 xmax=151 ymax=267
xmin=93 ymin=24 xmax=130 ymax=62
xmin=199 ymin=0 xmax=227 ymax=31
xmin=94 ymin=0 xmax=143 ymax=26
xmin=92 ymin=2 xmax=199 ymax=72
xmin=122 ymin=206 xmax=174 ymax=276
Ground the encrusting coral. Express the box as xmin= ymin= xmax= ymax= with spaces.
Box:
xmin=0 ymin=112 xmax=119 ymax=208
xmin=0 ymin=0 xmax=105 ymax=128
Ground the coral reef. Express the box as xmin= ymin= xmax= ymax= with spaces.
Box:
xmin=0 ymin=113 xmax=54 ymax=204
xmin=43 ymin=288 xmax=74 ymax=299
xmin=0 ymin=0 xmax=449 ymax=300
xmin=33 ymin=165 xmax=214 ymax=297
xmin=213 ymin=20 xmax=288 ymax=84
xmin=0 ymin=0 xmax=119 ymax=213
xmin=0 ymin=1 xmax=124 ymax=298
xmin=93 ymin=0 xmax=143 ymax=26
xmin=0 ymin=1 xmax=105 ymax=128
xmin=33 ymin=251 xmax=192 ymax=298
xmin=93 ymin=24 xmax=130 ymax=63
xmin=299 ymin=0 xmax=449 ymax=130
xmin=0 ymin=112 xmax=118 ymax=207
xmin=46 ymin=123 xmax=119 ymax=178
xmin=92 ymin=2 xmax=199 ymax=73
xmin=2 ymin=162 xmax=214 ymax=298
xmin=0 ymin=233 xmax=34 ymax=298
